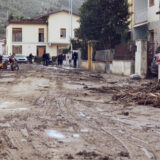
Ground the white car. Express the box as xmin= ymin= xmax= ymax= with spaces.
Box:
xmin=15 ymin=54 xmax=28 ymax=63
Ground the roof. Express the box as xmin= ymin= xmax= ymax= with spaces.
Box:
xmin=6 ymin=9 xmax=79 ymax=26
xmin=34 ymin=9 xmax=79 ymax=20
xmin=7 ymin=19 xmax=47 ymax=25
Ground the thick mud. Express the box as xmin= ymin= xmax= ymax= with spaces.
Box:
xmin=0 ymin=64 xmax=160 ymax=160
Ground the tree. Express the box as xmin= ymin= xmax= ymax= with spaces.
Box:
xmin=8 ymin=13 xmax=14 ymax=21
xmin=78 ymin=0 xmax=130 ymax=49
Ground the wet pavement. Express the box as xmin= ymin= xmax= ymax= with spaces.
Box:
xmin=0 ymin=64 xmax=159 ymax=160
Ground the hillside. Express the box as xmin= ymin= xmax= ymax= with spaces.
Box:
xmin=0 ymin=0 xmax=84 ymax=37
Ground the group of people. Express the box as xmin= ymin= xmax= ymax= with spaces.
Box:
xmin=57 ymin=51 xmax=78 ymax=68
xmin=0 ymin=51 xmax=79 ymax=68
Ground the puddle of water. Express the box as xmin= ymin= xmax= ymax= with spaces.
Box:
xmin=64 ymin=84 xmax=84 ymax=89
xmin=62 ymin=66 xmax=74 ymax=70
xmin=21 ymin=139 xmax=27 ymax=142
xmin=0 ymin=123 xmax=10 ymax=127
xmin=0 ymin=102 xmax=16 ymax=109
xmin=131 ymin=136 xmax=148 ymax=144
xmin=0 ymin=78 xmax=15 ymax=83
xmin=45 ymin=130 xmax=65 ymax=139
xmin=80 ymin=129 xmax=89 ymax=133
xmin=118 ymin=130 xmax=125 ymax=134
xmin=141 ymin=147 xmax=154 ymax=159
xmin=73 ymin=134 xmax=80 ymax=138
xmin=1 ymin=108 xmax=29 ymax=112
xmin=79 ymin=112 xmax=86 ymax=117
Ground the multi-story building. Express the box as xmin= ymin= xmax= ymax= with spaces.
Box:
xmin=6 ymin=10 xmax=80 ymax=57
xmin=133 ymin=0 xmax=160 ymax=46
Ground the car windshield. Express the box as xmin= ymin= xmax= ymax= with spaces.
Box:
xmin=15 ymin=54 xmax=25 ymax=57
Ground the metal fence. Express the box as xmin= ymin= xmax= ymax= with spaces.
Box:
xmin=95 ymin=50 xmax=115 ymax=62
xmin=114 ymin=43 xmax=135 ymax=60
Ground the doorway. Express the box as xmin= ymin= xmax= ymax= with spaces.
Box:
xmin=37 ymin=46 xmax=46 ymax=57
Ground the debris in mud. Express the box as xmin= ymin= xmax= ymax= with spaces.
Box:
xmin=87 ymin=86 xmax=118 ymax=94
xmin=130 ymin=74 xmax=141 ymax=80
xmin=112 ymin=81 xmax=160 ymax=108
xmin=99 ymin=156 xmax=111 ymax=160
xmin=76 ymin=150 xmax=100 ymax=158
xmin=90 ymin=74 xmax=104 ymax=80
xmin=121 ymin=111 xmax=129 ymax=116
xmin=64 ymin=154 xmax=74 ymax=159
xmin=75 ymin=151 xmax=111 ymax=160
xmin=118 ymin=151 xmax=130 ymax=158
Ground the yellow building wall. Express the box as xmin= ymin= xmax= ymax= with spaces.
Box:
xmin=128 ymin=0 xmax=134 ymax=29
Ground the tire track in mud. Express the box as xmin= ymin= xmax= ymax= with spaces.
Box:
xmin=82 ymin=101 xmax=159 ymax=160
xmin=50 ymin=96 xmax=130 ymax=159
xmin=53 ymin=95 xmax=158 ymax=160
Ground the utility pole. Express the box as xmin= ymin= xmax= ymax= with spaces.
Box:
xmin=69 ymin=0 xmax=73 ymax=54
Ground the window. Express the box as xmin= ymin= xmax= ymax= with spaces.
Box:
xmin=12 ymin=28 xmax=22 ymax=42
xmin=60 ymin=28 xmax=66 ymax=38
xmin=12 ymin=45 xmax=22 ymax=54
xmin=149 ymin=0 xmax=154 ymax=7
xmin=39 ymin=28 xmax=44 ymax=42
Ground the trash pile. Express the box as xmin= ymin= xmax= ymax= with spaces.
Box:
xmin=112 ymin=81 xmax=160 ymax=108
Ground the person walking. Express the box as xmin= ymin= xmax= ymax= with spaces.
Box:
xmin=42 ymin=52 xmax=47 ymax=66
xmin=29 ymin=53 xmax=33 ymax=64
xmin=73 ymin=52 xmax=78 ymax=68
xmin=46 ymin=53 xmax=50 ymax=66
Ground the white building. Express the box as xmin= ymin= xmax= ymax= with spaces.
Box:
xmin=133 ymin=0 xmax=160 ymax=46
xmin=6 ymin=10 xmax=80 ymax=57
xmin=0 ymin=39 xmax=5 ymax=55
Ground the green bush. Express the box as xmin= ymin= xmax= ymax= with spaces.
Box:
xmin=34 ymin=56 xmax=43 ymax=64
xmin=52 ymin=56 xmax=57 ymax=62
xmin=62 ymin=48 xmax=69 ymax=54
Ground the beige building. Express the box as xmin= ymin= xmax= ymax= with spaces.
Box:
xmin=6 ymin=10 xmax=80 ymax=57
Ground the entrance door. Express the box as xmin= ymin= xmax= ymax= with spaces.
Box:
xmin=37 ymin=46 xmax=46 ymax=57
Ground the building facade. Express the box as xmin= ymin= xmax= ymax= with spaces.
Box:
xmin=6 ymin=10 xmax=80 ymax=57
xmin=0 ymin=39 xmax=5 ymax=55
xmin=133 ymin=0 xmax=160 ymax=47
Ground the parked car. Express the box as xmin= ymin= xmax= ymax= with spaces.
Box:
xmin=15 ymin=54 xmax=28 ymax=63
xmin=150 ymin=53 xmax=160 ymax=75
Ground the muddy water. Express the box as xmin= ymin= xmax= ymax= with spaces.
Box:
xmin=0 ymin=64 xmax=159 ymax=160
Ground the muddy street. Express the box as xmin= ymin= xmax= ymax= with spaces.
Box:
xmin=0 ymin=64 xmax=160 ymax=160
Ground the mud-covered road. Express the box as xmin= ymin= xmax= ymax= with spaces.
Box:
xmin=0 ymin=64 xmax=160 ymax=160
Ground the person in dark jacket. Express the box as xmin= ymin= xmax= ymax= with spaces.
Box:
xmin=58 ymin=54 xmax=63 ymax=66
xmin=0 ymin=55 xmax=2 ymax=63
xmin=45 ymin=53 xmax=50 ymax=66
xmin=73 ymin=52 xmax=78 ymax=68
xmin=42 ymin=52 xmax=47 ymax=66
xmin=29 ymin=53 xmax=33 ymax=64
